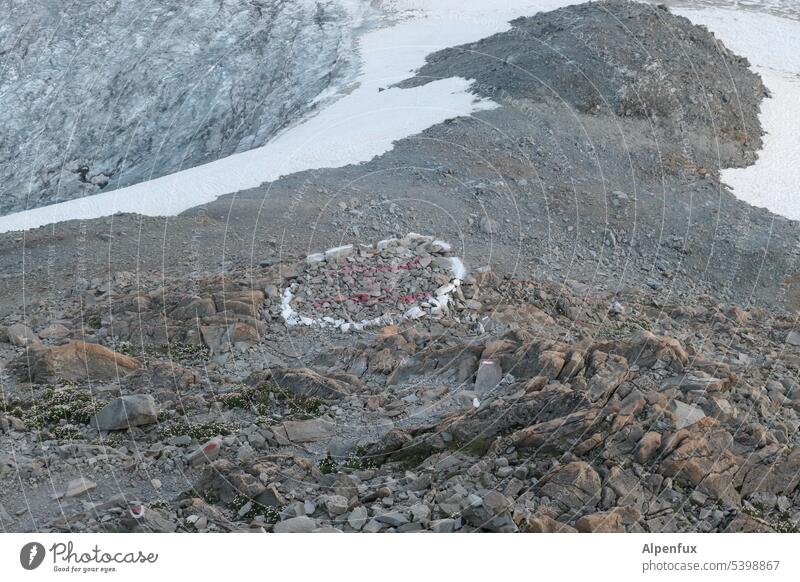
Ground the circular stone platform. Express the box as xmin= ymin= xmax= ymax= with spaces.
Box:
xmin=281 ymin=233 xmax=467 ymax=332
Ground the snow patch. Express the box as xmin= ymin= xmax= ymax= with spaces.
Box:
xmin=677 ymin=7 xmax=800 ymax=220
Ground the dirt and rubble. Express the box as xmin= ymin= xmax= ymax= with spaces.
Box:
xmin=1 ymin=242 xmax=799 ymax=533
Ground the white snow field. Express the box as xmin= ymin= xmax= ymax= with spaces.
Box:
xmin=0 ymin=0 xmax=580 ymax=234
xmin=675 ymin=6 xmax=800 ymax=220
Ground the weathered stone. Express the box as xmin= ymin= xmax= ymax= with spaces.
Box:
xmin=586 ymin=352 xmax=629 ymax=402
xmin=281 ymin=418 xmax=336 ymax=443
xmin=635 ymin=431 xmax=662 ymax=464
xmin=474 ymin=359 xmax=502 ymax=395
xmin=669 ymin=400 xmax=706 ymax=429
xmin=14 ymin=340 xmax=141 ymax=383
xmin=38 ymin=323 xmax=71 ymax=340
xmin=64 ymin=478 xmax=96 ymax=499
xmin=170 ymin=296 xmax=216 ymax=319
xmin=576 ymin=509 xmax=625 ymax=532
xmin=93 ymin=395 xmax=158 ymax=431
xmin=186 ymin=439 xmax=222 ymax=467
xmin=786 ymin=331 xmax=800 ymax=347
xmin=326 ymin=495 xmax=349 ymax=516
xmin=660 ymin=421 xmax=740 ymax=504
xmin=6 ymin=323 xmax=40 ymax=347
xmin=375 ymin=511 xmax=409 ymax=527
xmin=250 ymin=367 xmax=350 ymax=399
xmin=347 ymin=506 xmax=369 ymax=530
xmin=539 ymin=461 xmax=601 ymax=509
xmin=273 ymin=516 xmax=317 ymax=533
xmin=430 ymin=518 xmax=456 ymax=533
xmin=521 ymin=513 xmax=578 ymax=533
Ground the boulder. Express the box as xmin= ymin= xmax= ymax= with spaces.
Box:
xmin=538 ymin=461 xmax=602 ymax=510
xmin=521 ymin=512 xmax=577 ymax=533
xmin=273 ymin=516 xmax=317 ymax=533
xmin=586 ymin=352 xmax=629 ymax=402
xmin=600 ymin=331 xmax=688 ymax=371
xmin=279 ymin=418 xmax=336 ymax=443
xmin=249 ymin=367 xmax=351 ymax=399
xmin=669 ymin=400 xmax=706 ymax=429
xmin=170 ymin=296 xmax=216 ymax=320
xmin=474 ymin=360 xmax=502 ymax=395
xmin=93 ymin=395 xmax=158 ymax=431
xmin=6 ymin=323 xmax=40 ymax=347
xmin=660 ymin=420 xmax=740 ymax=504
xmin=13 ymin=340 xmax=141 ymax=383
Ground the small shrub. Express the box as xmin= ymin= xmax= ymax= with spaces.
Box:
xmin=158 ymin=420 xmax=236 ymax=442
xmin=318 ymin=455 xmax=337 ymax=475
xmin=215 ymin=382 xmax=321 ymax=418
xmin=12 ymin=387 xmax=105 ymax=430
xmin=231 ymin=494 xmax=280 ymax=524
xmin=52 ymin=424 xmax=82 ymax=441
xmin=343 ymin=446 xmax=377 ymax=470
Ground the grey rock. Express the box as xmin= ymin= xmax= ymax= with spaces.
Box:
xmin=474 ymin=360 xmax=502 ymax=396
xmin=64 ymin=478 xmax=96 ymax=499
xmin=6 ymin=323 xmax=39 ymax=347
xmin=281 ymin=418 xmax=336 ymax=443
xmin=347 ymin=506 xmax=369 ymax=530
xmin=273 ymin=516 xmax=317 ymax=533
xmin=326 ymin=495 xmax=349 ymax=516
xmin=362 ymin=518 xmax=384 ymax=533
xmin=430 ymin=518 xmax=456 ymax=533
xmin=479 ymin=216 xmax=499 ymax=235
xmin=669 ymin=400 xmax=706 ymax=429
xmin=410 ymin=503 xmax=431 ymax=523
xmin=375 ymin=511 xmax=409 ymax=527
xmin=93 ymin=395 xmax=157 ymax=431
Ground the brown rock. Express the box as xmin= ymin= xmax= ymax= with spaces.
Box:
xmin=576 ymin=506 xmax=641 ymax=532
xmin=635 ymin=431 xmax=662 ymax=464
xmin=170 ymin=296 xmax=217 ymax=320
xmin=738 ymin=446 xmax=800 ymax=498
xmin=249 ymin=367 xmax=351 ymax=399
xmin=14 ymin=340 xmax=141 ymax=382
xmin=539 ymin=461 xmax=602 ymax=510
xmin=660 ymin=420 xmax=740 ymax=504
xmin=521 ymin=512 xmax=578 ymax=533
xmin=586 ymin=352 xmax=629 ymax=402
xmin=576 ymin=510 xmax=624 ymax=532
xmin=599 ymin=330 xmax=688 ymax=371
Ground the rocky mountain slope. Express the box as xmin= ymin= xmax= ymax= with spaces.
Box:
xmin=1 ymin=1 xmax=799 ymax=533
xmin=1 ymin=234 xmax=799 ymax=533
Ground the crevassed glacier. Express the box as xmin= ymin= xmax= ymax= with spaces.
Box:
xmin=0 ymin=0 xmax=370 ymax=215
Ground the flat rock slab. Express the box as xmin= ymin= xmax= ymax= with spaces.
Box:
xmin=281 ymin=418 xmax=336 ymax=443
xmin=670 ymin=400 xmax=706 ymax=429
xmin=474 ymin=360 xmax=502 ymax=395
xmin=63 ymin=478 xmax=97 ymax=499
xmin=273 ymin=515 xmax=317 ymax=533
